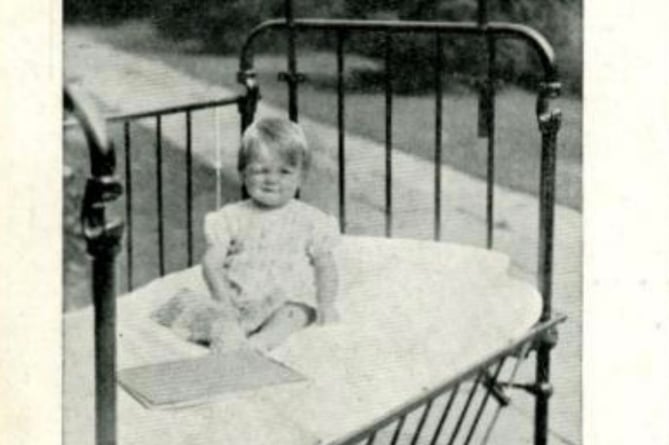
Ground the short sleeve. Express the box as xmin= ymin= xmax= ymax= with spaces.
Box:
xmin=307 ymin=213 xmax=341 ymax=258
xmin=204 ymin=210 xmax=231 ymax=248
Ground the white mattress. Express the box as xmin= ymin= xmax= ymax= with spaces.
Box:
xmin=64 ymin=235 xmax=541 ymax=445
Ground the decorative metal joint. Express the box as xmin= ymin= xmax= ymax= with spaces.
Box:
xmin=81 ymin=175 xmax=124 ymax=258
xmin=538 ymin=109 xmax=562 ymax=135
xmin=237 ymin=70 xmax=261 ymax=129
xmin=538 ymin=81 xmax=562 ymax=99
xmin=528 ymin=382 xmax=553 ymax=398
xmin=500 ymin=381 xmax=553 ymax=399
xmin=483 ymin=372 xmax=511 ymax=407
xmin=237 ymin=69 xmax=257 ymax=87
xmin=277 ymin=71 xmax=307 ymax=84
xmin=536 ymin=80 xmax=562 ymax=131
xmin=532 ymin=325 xmax=559 ymax=351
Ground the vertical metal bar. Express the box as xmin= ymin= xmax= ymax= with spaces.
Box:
xmin=485 ymin=38 xmax=497 ymax=249
xmin=185 ymin=111 xmax=193 ymax=266
xmin=537 ymin=109 xmax=560 ymax=321
xmin=477 ymin=0 xmax=488 ymax=24
xmin=285 ymin=0 xmax=299 ymax=121
xmin=123 ymin=121 xmax=133 ymax=291
xmin=535 ymin=345 xmax=551 ymax=445
xmin=434 ymin=33 xmax=444 ymax=241
xmin=429 ymin=385 xmax=460 ymax=445
xmin=390 ymin=415 xmax=406 ymax=445
xmin=155 ymin=115 xmax=165 ymax=276
xmin=410 ymin=399 xmax=433 ymax=445
xmin=238 ymin=76 xmax=260 ymax=134
xmin=535 ymin=98 xmax=561 ymax=445
xmin=463 ymin=360 xmax=506 ymax=445
xmin=215 ymin=107 xmax=223 ymax=209
xmin=384 ymin=32 xmax=393 ymax=238
xmin=336 ymin=30 xmax=347 ymax=233
xmin=447 ymin=374 xmax=483 ymax=445
xmin=93 ymin=255 xmax=117 ymax=445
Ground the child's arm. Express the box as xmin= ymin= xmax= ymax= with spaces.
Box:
xmin=312 ymin=252 xmax=339 ymax=325
xmin=202 ymin=245 xmax=234 ymax=305
xmin=202 ymin=245 xmax=247 ymax=348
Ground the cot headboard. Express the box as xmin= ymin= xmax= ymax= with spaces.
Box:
xmin=236 ymin=4 xmax=562 ymax=320
xmin=64 ymin=1 xmax=564 ymax=444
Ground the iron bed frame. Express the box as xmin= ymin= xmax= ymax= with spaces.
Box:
xmin=64 ymin=0 xmax=566 ymax=444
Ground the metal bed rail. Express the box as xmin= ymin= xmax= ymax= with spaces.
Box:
xmin=66 ymin=96 xmax=242 ymax=290
xmin=335 ymin=314 xmax=566 ymax=445
xmin=64 ymin=93 xmax=240 ymax=445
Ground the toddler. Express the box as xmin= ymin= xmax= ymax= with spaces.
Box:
xmin=152 ymin=117 xmax=340 ymax=353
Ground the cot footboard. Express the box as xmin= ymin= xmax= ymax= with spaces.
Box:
xmin=332 ymin=315 xmax=566 ymax=445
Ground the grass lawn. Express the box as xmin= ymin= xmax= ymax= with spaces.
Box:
xmin=69 ymin=21 xmax=582 ymax=210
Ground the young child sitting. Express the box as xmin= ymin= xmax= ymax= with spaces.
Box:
xmin=152 ymin=117 xmax=340 ymax=353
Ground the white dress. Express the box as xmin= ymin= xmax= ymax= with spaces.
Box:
xmin=152 ymin=199 xmax=340 ymax=343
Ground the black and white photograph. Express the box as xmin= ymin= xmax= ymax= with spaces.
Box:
xmin=2 ymin=1 xmax=669 ymax=445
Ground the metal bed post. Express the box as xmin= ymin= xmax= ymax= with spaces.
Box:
xmin=336 ymin=30 xmax=348 ymax=233
xmin=282 ymin=0 xmax=301 ymax=122
xmin=477 ymin=0 xmax=497 ymax=249
xmin=237 ymin=31 xmax=260 ymax=134
xmin=65 ymin=84 xmax=123 ymax=445
xmin=237 ymin=39 xmax=260 ymax=200
xmin=534 ymin=81 xmax=562 ymax=445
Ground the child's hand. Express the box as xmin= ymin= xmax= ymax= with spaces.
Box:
xmin=317 ymin=304 xmax=340 ymax=325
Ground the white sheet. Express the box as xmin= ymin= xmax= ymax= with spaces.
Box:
xmin=64 ymin=236 xmax=541 ymax=445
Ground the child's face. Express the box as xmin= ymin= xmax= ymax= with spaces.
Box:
xmin=243 ymin=143 xmax=302 ymax=208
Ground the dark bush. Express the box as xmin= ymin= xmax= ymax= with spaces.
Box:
xmin=151 ymin=0 xmax=347 ymax=53
xmin=341 ymin=0 xmax=582 ymax=94
xmin=65 ymin=0 xmax=153 ymax=23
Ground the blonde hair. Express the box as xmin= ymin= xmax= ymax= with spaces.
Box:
xmin=238 ymin=117 xmax=310 ymax=172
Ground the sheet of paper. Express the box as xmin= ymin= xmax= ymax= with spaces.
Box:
xmin=118 ymin=349 xmax=306 ymax=410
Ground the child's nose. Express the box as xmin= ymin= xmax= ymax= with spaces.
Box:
xmin=264 ymin=171 xmax=279 ymax=184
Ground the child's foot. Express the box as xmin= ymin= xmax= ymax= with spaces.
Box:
xmin=208 ymin=316 xmax=249 ymax=354
xmin=248 ymin=303 xmax=312 ymax=352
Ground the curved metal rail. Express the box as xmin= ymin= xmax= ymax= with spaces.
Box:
xmin=239 ymin=18 xmax=558 ymax=81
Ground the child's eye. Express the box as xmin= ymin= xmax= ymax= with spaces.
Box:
xmin=281 ymin=169 xmax=293 ymax=175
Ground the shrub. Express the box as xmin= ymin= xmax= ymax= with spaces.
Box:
xmin=341 ymin=0 xmax=582 ymax=94
xmin=152 ymin=0 xmax=347 ymax=53
xmin=65 ymin=0 xmax=153 ymax=23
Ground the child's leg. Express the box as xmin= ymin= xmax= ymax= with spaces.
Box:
xmin=248 ymin=303 xmax=316 ymax=351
